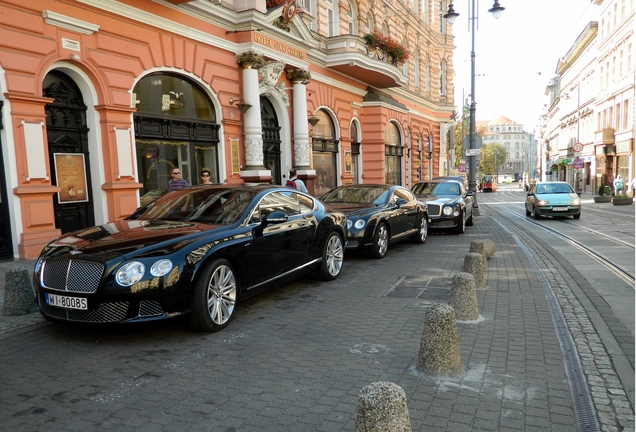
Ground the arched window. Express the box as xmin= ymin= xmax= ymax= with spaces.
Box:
xmin=385 ymin=122 xmax=403 ymax=185
xmin=414 ymin=52 xmax=420 ymax=87
xmin=312 ymin=110 xmax=340 ymax=196
xmin=365 ymin=12 xmax=374 ymax=33
xmin=347 ymin=1 xmax=357 ymax=35
xmin=326 ymin=0 xmax=338 ymax=37
xmin=350 ymin=121 xmax=361 ymax=183
xmin=440 ymin=60 xmax=447 ymax=95
xmin=133 ymin=73 xmax=220 ymax=199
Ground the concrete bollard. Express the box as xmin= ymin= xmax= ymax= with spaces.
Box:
xmin=483 ymin=239 xmax=496 ymax=258
xmin=449 ymin=273 xmax=479 ymax=321
xmin=469 ymin=240 xmax=489 ymax=267
xmin=355 ymin=381 xmax=412 ymax=432
xmin=463 ymin=252 xmax=486 ymax=289
xmin=417 ymin=303 xmax=464 ymax=376
xmin=3 ymin=267 xmax=36 ymax=316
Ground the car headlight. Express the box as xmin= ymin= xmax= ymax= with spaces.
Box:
xmin=571 ymin=198 xmax=581 ymax=205
xmin=116 ymin=261 xmax=145 ymax=286
xmin=354 ymin=219 xmax=366 ymax=229
xmin=537 ymin=200 xmax=548 ymax=206
xmin=443 ymin=206 xmax=453 ymax=216
xmin=150 ymin=259 xmax=173 ymax=277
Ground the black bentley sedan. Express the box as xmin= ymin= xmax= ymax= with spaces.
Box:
xmin=411 ymin=180 xmax=474 ymax=234
xmin=34 ymin=185 xmax=347 ymax=332
xmin=320 ymin=184 xmax=428 ymax=259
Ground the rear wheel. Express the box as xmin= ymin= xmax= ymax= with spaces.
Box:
xmin=369 ymin=223 xmax=389 ymax=259
xmin=315 ymin=232 xmax=344 ymax=280
xmin=189 ymin=258 xmax=238 ymax=332
xmin=410 ymin=216 xmax=428 ymax=244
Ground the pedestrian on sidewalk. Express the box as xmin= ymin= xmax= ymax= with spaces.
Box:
xmin=286 ymin=168 xmax=308 ymax=193
xmin=630 ymin=177 xmax=636 ymax=198
xmin=613 ymin=174 xmax=624 ymax=196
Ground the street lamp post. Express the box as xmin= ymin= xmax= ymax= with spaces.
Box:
xmin=444 ymin=0 xmax=504 ymax=215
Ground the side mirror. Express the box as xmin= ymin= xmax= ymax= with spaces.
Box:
xmin=395 ymin=198 xmax=408 ymax=207
xmin=262 ymin=211 xmax=288 ymax=226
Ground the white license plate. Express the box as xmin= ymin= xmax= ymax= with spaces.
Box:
xmin=552 ymin=206 xmax=568 ymax=211
xmin=46 ymin=293 xmax=88 ymax=310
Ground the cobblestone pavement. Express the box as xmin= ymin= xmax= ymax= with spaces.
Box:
xmin=0 ymin=205 xmax=633 ymax=431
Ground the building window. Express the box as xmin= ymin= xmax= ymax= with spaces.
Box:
xmin=385 ymin=122 xmax=403 ymax=185
xmin=365 ymin=12 xmax=373 ymax=33
xmin=414 ymin=52 xmax=420 ymax=87
xmin=326 ymin=0 xmax=338 ymax=37
xmin=439 ymin=1 xmax=447 ymax=33
xmin=347 ymin=1 xmax=357 ymax=35
xmin=425 ymin=56 xmax=430 ymax=92
xmin=439 ymin=60 xmax=447 ymax=95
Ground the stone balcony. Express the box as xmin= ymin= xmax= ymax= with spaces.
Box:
xmin=323 ymin=35 xmax=407 ymax=89
xmin=595 ymin=128 xmax=615 ymax=144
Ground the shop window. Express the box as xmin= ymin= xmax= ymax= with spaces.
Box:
xmin=133 ymin=73 xmax=219 ymax=202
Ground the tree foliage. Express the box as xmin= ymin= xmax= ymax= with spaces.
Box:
xmin=479 ymin=142 xmax=507 ymax=175
xmin=452 ymin=100 xmax=487 ymax=168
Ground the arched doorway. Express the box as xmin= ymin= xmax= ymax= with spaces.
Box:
xmin=385 ymin=121 xmax=403 ymax=185
xmin=43 ymin=70 xmax=95 ymax=234
xmin=312 ymin=109 xmax=339 ymax=196
xmin=260 ymin=97 xmax=281 ymax=184
xmin=132 ymin=73 xmax=220 ymax=204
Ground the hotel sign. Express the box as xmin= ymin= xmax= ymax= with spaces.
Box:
xmin=254 ymin=34 xmax=306 ymax=60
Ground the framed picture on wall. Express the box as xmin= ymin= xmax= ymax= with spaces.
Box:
xmin=344 ymin=150 xmax=352 ymax=172
xmin=54 ymin=153 xmax=89 ymax=204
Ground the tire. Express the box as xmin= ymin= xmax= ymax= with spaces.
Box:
xmin=189 ymin=258 xmax=238 ymax=332
xmin=573 ymin=212 xmax=581 ymax=220
xmin=410 ymin=215 xmax=428 ymax=244
xmin=369 ymin=223 xmax=389 ymax=259
xmin=466 ymin=211 xmax=474 ymax=227
xmin=454 ymin=211 xmax=465 ymax=234
xmin=525 ymin=206 xmax=531 ymax=217
xmin=532 ymin=206 xmax=540 ymax=220
xmin=315 ymin=232 xmax=344 ymax=280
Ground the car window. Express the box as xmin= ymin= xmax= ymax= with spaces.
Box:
xmin=433 ymin=182 xmax=460 ymax=195
xmin=536 ymin=185 xmax=547 ymax=194
xmin=248 ymin=191 xmax=311 ymax=224
xmin=412 ymin=182 xmax=437 ymax=195
xmin=322 ymin=187 xmax=389 ymax=204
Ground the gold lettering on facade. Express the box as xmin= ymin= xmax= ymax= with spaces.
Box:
xmin=254 ymin=35 xmax=305 ymax=60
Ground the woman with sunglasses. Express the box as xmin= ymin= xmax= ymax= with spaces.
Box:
xmin=200 ymin=169 xmax=212 ymax=185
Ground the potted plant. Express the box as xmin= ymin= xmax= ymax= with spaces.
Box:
xmin=363 ymin=31 xmax=409 ymax=66
xmin=612 ymin=193 xmax=633 ymax=205
xmin=594 ymin=183 xmax=612 ymax=203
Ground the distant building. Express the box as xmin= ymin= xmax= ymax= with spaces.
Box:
xmin=478 ymin=115 xmax=536 ymax=180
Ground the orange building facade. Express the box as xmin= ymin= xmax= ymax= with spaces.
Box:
xmin=0 ymin=0 xmax=455 ymax=258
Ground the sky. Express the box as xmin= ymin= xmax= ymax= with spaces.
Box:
xmin=451 ymin=0 xmax=598 ymax=132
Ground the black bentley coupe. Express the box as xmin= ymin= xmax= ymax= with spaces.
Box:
xmin=320 ymin=184 xmax=428 ymax=259
xmin=411 ymin=180 xmax=474 ymax=234
xmin=34 ymin=185 xmax=347 ymax=332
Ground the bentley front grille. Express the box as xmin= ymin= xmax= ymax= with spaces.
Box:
xmin=41 ymin=301 xmax=129 ymax=323
xmin=41 ymin=259 xmax=105 ymax=294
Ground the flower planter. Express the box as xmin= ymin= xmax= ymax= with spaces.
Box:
xmin=612 ymin=197 xmax=633 ymax=205
xmin=593 ymin=196 xmax=611 ymax=203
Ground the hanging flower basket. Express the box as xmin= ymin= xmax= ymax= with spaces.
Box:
xmin=363 ymin=31 xmax=409 ymax=66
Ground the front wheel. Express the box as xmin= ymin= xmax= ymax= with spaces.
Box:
xmin=532 ymin=206 xmax=541 ymax=220
xmin=315 ymin=232 xmax=344 ymax=280
xmin=573 ymin=212 xmax=581 ymax=220
xmin=454 ymin=210 xmax=465 ymax=234
xmin=466 ymin=211 xmax=474 ymax=227
xmin=369 ymin=223 xmax=389 ymax=259
xmin=189 ymin=258 xmax=238 ymax=332
xmin=410 ymin=216 xmax=428 ymax=244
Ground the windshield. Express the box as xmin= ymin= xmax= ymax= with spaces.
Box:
xmin=412 ymin=182 xmax=438 ymax=195
xmin=130 ymin=188 xmax=256 ymax=224
xmin=535 ymin=183 xmax=574 ymax=194
xmin=321 ymin=186 xmax=391 ymax=205
xmin=432 ymin=182 xmax=461 ymax=196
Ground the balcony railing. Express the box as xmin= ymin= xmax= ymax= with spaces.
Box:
xmin=595 ymin=128 xmax=615 ymax=144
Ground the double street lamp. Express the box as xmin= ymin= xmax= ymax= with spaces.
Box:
xmin=444 ymin=0 xmax=505 ymax=214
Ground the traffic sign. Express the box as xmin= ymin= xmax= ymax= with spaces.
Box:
xmin=572 ymin=142 xmax=584 ymax=153
xmin=465 ymin=148 xmax=481 ymax=156
xmin=572 ymin=158 xmax=584 ymax=169
xmin=457 ymin=163 xmax=467 ymax=173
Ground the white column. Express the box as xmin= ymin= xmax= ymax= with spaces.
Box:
xmin=287 ymin=69 xmax=315 ymax=176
